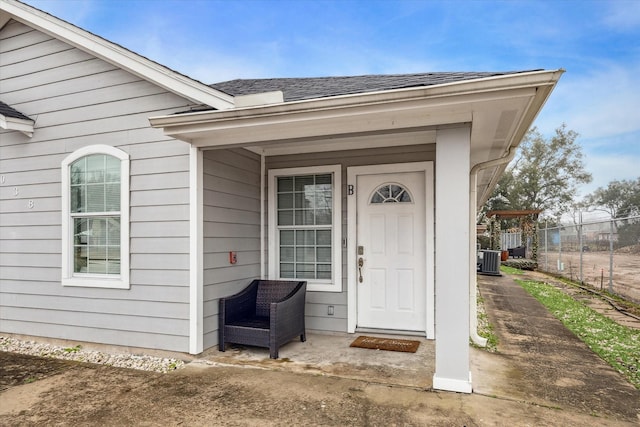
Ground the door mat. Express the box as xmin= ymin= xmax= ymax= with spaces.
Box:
xmin=349 ymin=336 xmax=420 ymax=353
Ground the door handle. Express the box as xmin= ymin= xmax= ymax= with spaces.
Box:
xmin=358 ymin=257 xmax=364 ymax=283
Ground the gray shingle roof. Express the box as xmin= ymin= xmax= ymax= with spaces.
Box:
xmin=210 ymin=71 xmax=538 ymax=102
xmin=0 ymin=101 xmax=33 ymax=121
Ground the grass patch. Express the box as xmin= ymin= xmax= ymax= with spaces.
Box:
xmin=475 ymin=288 xmax=498 ymax=352
xmin=500 ymin=265 xmax=524 ymax=275
xmin=516 ymin=279 xmax=640 ymax=389
xmin=546 ymin=274 xmax=640 ymax=318
xmin=63 ymin=345 xmax=82 ymax=353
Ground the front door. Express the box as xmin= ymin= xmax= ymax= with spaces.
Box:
xmin=356 ymin=171 xmax=426 ymax=331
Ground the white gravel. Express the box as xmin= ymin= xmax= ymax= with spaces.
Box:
xmin=0 ymin=336 xmax=185 ymax=373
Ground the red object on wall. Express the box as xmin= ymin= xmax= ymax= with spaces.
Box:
xmin=229 ymin=252 xmax=237 ymax=264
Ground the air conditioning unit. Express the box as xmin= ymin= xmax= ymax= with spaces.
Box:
xmin=478 ymin=250 xmax=501 ymax=276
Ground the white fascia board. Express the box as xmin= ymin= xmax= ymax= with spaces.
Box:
xmin=425 ymin=69 xmax=564 ymax=98
xmin=0 ymin=114 xmax=34 ymax=137
xmin=0 ymin=10 xmax=11 ymax=27
xmin=149 ymin=87 xmax=536 ymax=148
xmin=0 ymin=0 xmax=234 ymax=110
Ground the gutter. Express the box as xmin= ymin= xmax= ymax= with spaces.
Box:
xmin=468 ymin=146 xmax=517 ymax=346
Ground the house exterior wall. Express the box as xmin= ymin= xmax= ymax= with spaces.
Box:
xmin=266 ymin=143 xmax=436 ymax=332
xmin=201 ymin=148 xmax=261 ymax=349
xmin=0 ymin=20 xmax=195 ymax=351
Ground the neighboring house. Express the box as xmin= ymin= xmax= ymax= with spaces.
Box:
xmin=0 ymin=0 xmax=563 ymax=393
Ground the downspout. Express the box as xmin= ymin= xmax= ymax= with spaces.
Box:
xmin=469 ymin=146 xmax=517 ymax=346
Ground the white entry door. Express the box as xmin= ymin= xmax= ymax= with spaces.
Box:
xmin=356 ymin=171 xmax=426 ymax=331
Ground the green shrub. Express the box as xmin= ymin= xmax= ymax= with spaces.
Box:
xmin=502 ymin=259 xmax=537 ymax=270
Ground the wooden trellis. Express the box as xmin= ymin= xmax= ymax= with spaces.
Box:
xmin=486 ymin=209 xmax=542 ymax=260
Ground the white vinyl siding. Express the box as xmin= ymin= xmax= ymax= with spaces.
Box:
xmin=0 ymin=20 xmax=194 ymax=352
xmin=268 ymin=165 xmax=342 ymax=292
xmin=201 ymin=148 xmax=261 ymax=350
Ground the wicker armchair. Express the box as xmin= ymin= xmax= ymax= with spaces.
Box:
xmin=508 ymin=246 xmax=526 ymax=258
xmin=218 ymin=280 xmax=307 ymax=359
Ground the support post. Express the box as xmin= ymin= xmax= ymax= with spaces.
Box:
xmin=189 ymin=146 xmax=204 ymax=354
xmin=544 ymin=221 xmax=548 ymax=271
xmin=558 ymin=227 xmax=562 ymax=272
xmin=579 ymin=211 xmax=583 ymax=284
xmin=609 ymin=219 xmax=614 ymax=293
xmin=433 ymin=126 xmax=472 ymax=393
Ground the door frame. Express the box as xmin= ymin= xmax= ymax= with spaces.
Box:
xmin=347 ymin=162 xmax=435 ymax=338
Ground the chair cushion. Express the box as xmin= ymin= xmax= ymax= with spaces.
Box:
xmin=227 ymin=316 xmax=270 ymax=329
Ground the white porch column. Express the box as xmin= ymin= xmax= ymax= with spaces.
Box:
xmin=433 ymin=126 xmax=472 ymax=393
xmin=189 ymin=145 xmax=204 ymax=354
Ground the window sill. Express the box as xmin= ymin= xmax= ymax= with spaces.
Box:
xmin=62 ymin=276 xmax=130 ymax=289
xmin=306 ymin=281 xmax=342 ymax=293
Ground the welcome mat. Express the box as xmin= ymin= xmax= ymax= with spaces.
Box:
xmin=349 ymin=336 xmax=420 ymax=353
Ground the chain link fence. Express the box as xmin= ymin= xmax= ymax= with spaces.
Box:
xmin=537 ymin=215 xmax=640 ymax=303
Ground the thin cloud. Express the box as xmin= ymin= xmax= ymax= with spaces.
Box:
xmin=581 ymin=149 xmax=640 ymax=195
xmin=603 ymin=0 xmax=640 ymax=31
xmin=537 ymin=62 xmax=640 ymax=139
xmin=28 ymin=0 xmax=96 ymax=24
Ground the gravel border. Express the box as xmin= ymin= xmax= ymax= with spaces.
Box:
xmin=0 ymin=336 xmax=185 ymax=373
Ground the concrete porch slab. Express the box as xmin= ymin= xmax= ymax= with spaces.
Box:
xmin=195 ymin=332 xmax=435 ymax=389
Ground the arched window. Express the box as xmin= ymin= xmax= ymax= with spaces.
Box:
xmin=370 ymin=183 xmax=412 ymax=204
xmin=61 ymin=145 xmax=129 ymax=289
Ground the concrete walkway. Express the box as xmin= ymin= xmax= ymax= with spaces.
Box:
xmin=475 ymin=274 xmax=640 ymax=421
xmin=1 ymin=273 xmax=639 ymax=426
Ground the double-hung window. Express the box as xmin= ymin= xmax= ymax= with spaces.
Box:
xmin=61 ymin=145 xmax=129 ymax=289
xmin=269 ymin=165 xmax=342 ymax=292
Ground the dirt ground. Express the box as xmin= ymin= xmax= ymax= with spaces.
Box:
xmin=1 ymin=273 xmax=639 ymax=426
xmin=1 ymin=350 xmax=638 ymax=427
xmin=538 ymin=251 xmax=640 ymax=303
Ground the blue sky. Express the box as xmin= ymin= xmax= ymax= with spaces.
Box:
xmin=27 ymin=0 xmax=640 ymax=200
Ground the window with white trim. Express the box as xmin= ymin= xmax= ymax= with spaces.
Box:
xmin=268 ymin=165 xmax=342 ymax=292
xmin=61 ymin=145 xmax=130 ymax=289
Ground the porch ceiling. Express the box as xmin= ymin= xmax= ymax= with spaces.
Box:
xmin=150 ymin=69 xmax=563 ymax=206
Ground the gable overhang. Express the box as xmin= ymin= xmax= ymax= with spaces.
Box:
xmin=0 ymin=0 xmax=234 ymax=110
xmin=0 ymin=113 xmax=34 ymax=137
xmin=151 ymin=69 xmax=563 ymax=203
